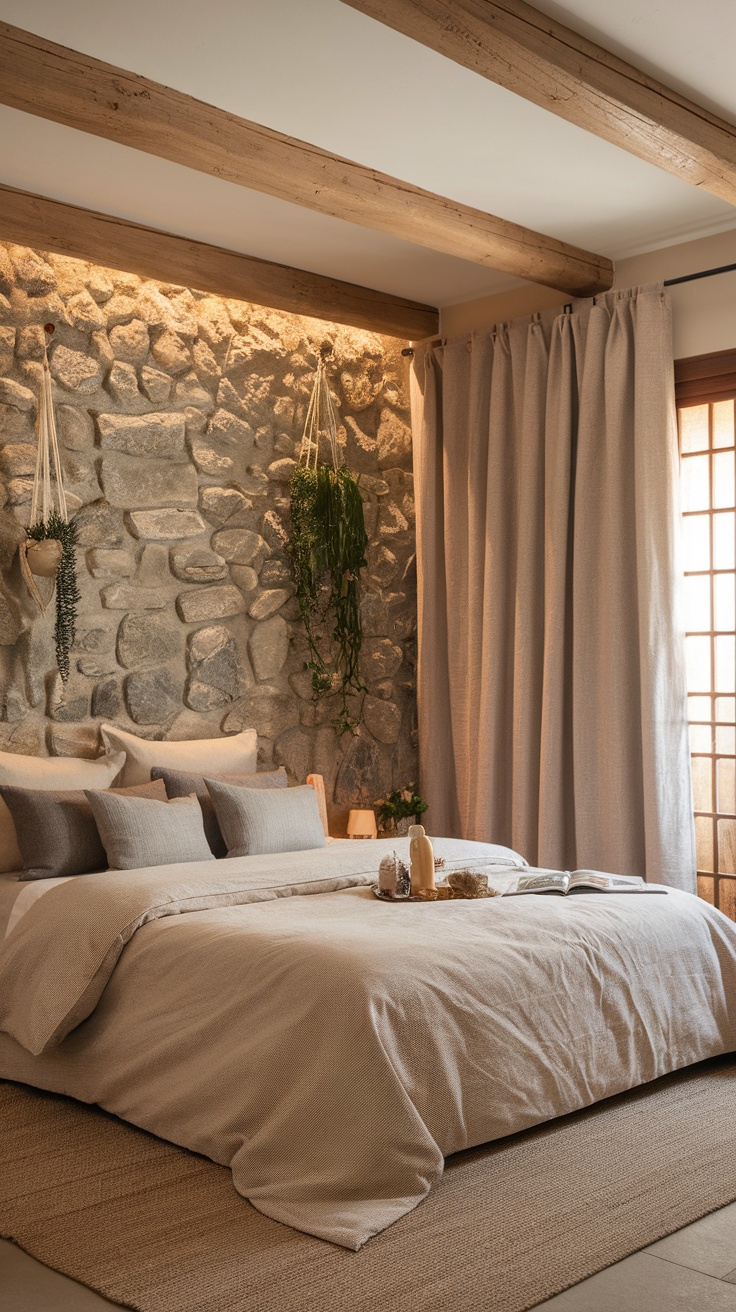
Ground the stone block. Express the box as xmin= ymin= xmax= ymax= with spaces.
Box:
xmin=0 ymin=247 xmax=12 ymax=296
xmin=10 ymin=247 xmax=56 ymax=296
xmin=249 ymin=615 xmax=289 ymax=681
xmin=104 ymin=294 xmax=137 ymax=327
xmin=77 ymin=654 xmax=119 ymax=677
xmin=85 ymin=269 xmax=114 ymax=303
xmin=360 ymin=593 xmax=389 ymax=637
xmin=185 ymin=625 xmax=248 ymax=711
xmin=124 ymin=668 xmax=180 ymax=724
xmin=198 ymin=485 xmax=252 ymax=527
xmin=176 ymin=585 xmax=246 ymax=624
xmin=212 ymin=528 xmax=267 ymax=565
xmin=0 ymin=403 xmax=34 ymax=442
xmin=6 ymin=477 xmax=33 ymax=504
xmin=57 ymin=405 xmax=94 ymax=451
xmin=97 ymin=413 xmax=187 ymax=458
xmin=362 ymin=637 xmax=403 ymax=681
xmin=86 ymin=548 xmax=135 ymax=579
xmin=273 ymin=726 xmax=311 ymax=782
xmin=229 ymin=565 xmax=258 ymax=593
xmin=140 ymin=366 xmax=173 ymax=405
xmin=105 ymin=361 xmax=141 ymax=406
xmin=73 ymin=500 xmax=126 ymax=548
xmin=151 ymin=330 xmax=191 ymax=375
xmin=207 ymin=408 xmax=253 ymax=446
xmin=369 ymin=544 xmax=399 ymax=588
xmin=0 ymin=443 xmax=35 ymax=477
xmin=363 ymin=695 xmax=401 ymax=744
xmin=267 ymin=457 xmax=296 ymax=482
xmin=192 ymin=340 xmax=221 ymax=389
xmin=224 ymin=688 xmax=299 ymax=740
xmin=248 ymin=588 xmax=288 ymax=621
xmin=101 ymin=582 xmax=167 ymax=610
xmin=0 ymin=379 xmax=34 ymax=410
xmin=127 ymin=508 xmax=207 ymax=540
xmin=117 ymin=612 xmax=182 ymax=668
xmin=376 ymin=407 xmax=412 ymax=468
xmin=135 ymin=543 xmax=171 ymax=583
xmin=170 ymin=546 xmax=228 ymax=582
xmin=259 ymin=557 xmax=293 ymax=588
xmin=175 ymin=372 xmax=214 ymax=410
xmin=50 ymin=345 xmax=102 ymax=394
xmin=0 ymin=326 xmax=14 ymax=373
xmin=91 ymin=677 xmax=122 ymax=719
xmin=101 ymin=453 xmax=198 ymax=508
xmin=335 ymin=733 xmax=380 ymax=807
xmin=66 ymin=289 xmax=106 ymax=332
xmin=109 ymin=319 xmax=150 ymax=364
xmin=189 ymin=438 xmax=233 ymax=475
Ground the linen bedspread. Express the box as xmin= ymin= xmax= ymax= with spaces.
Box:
xmin=2 ymin=839 xmax=736 ymax=1248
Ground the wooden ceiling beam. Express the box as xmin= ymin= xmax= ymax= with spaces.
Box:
xmin=0 ymin=21 xmax=612 ymax=296
xmin=0 ymin=184 xmax=440 ymax=340
xmin=342 ymin=0 xmax=736 ymax=206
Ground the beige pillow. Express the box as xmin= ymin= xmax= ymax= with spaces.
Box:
xmin=0 ymin=750 xmax=125 ymax=874
xmin=99 ymin=724 xmax=257 ymax=788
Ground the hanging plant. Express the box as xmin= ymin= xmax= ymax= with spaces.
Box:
xmin=18 ymin=324 xmax=80 ymax=684
xmin=287 ymin=349 xmax=368 ymax=735
xmin=26 ymin=511 xmax=80 ymax=684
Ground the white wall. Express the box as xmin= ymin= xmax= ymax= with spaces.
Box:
xmin=441 ymin=227 xmax=736 ymax=360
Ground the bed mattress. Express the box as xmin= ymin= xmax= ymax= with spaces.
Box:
xmin=1 ymin=839 xmax=735 ymax=1248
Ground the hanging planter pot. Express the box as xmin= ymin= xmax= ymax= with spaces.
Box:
xmin=286 ymin=345 xmax=368 ymax=735
xmin=20 ymin=324 xmax=80 ymax=684
xmin=25 ymin=537 xmax=63 ymax=578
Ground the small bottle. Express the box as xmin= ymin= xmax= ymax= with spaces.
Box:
xmin=409 ymin=824 xmax=435 ymax=893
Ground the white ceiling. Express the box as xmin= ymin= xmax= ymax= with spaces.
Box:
xmin=0 ymin=0 xmax=733 ymax=309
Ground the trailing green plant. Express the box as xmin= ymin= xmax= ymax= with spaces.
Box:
xmin=375 ymin=786 xmax=428 ymax=831
xmin=287 ymin=462 xmax=368 ymax=734
xmin=27 ymin=512 xmax=80 ymax=684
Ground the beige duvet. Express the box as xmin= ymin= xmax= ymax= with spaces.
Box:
xmin=2 ymin=838 xmax=736 ymax=1249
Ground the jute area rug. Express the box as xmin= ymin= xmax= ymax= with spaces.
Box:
xmin=2 ymin=1058 xmax=736 ymax=1312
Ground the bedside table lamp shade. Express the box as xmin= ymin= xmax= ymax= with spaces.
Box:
xmin=347 ymin=809 xmax=377 ymax=839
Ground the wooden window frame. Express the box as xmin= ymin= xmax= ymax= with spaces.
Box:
xmin=676 ymin=349 xmax=736 ymax=918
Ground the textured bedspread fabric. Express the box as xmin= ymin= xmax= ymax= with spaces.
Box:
xmin=1 ymin=840 xmax=736 ymax=1248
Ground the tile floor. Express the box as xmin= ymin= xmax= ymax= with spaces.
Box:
xmin=3 ymin=1202 xmax=736 ymax=1310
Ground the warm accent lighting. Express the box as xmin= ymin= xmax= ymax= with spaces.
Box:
xmin=347 ymin=809 xmax=377 ymax=839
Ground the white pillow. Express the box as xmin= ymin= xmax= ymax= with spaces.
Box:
xmin=0 ymin=750 xmax=125 ymax=874
xmin=100 ymin=724 xmax=258 ymax=788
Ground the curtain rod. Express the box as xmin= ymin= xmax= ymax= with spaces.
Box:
xmin=400 ymin=263 xmax=736 ymax=356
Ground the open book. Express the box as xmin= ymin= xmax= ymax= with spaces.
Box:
xmin=500 ymin=870 xmax=664 ymax=896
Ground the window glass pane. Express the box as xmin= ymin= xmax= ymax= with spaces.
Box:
xmin=690 ymin=724 xmax=712 ymax=752
xmin=718 ymin=818 xmax=736 ymax=873
xmin=684 ymin=574 xmax=711 ymax=631
xmin=681 ymin=454 xmax=711 ymax=511
xmin=714 ymin=451 xmax=735 ymax=508
xmin=718 ymin=758 xmax=736 ymax=813
xmin=683 ymin=514 xmax=711 ymax=570
xmin=696 ymin=815 xmax=714 ymax=871
xmin=680 ymin=404 xmax=710 ymax=453
xmin=715 ymin=574 xmax=735 ymax=632
xmin=716 ymin=724 xmax=735 ymax=754
xmin=713 ymin=512 xmax=735 ymax=569
xmin=713 ymin=400 xmax=735 ymax=449
xmin=716 ymin=697 xmax=736 ymax=722
xmin=692 ymin=756 xmax=713 ymax=811
xmin=718 ymin=877 xmax=736 ymax=919
xmin=716 ymin=636 xmax=735 ymax=692
xmin=688 ymin=695 xmax=711 ymax=721
xmin=686 ymin=636 xmax=712 ymax=691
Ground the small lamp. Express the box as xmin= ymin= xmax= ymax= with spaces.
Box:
xmin=347 ymin=809 xmax=377 ymax=839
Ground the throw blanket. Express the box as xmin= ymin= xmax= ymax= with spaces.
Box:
xmin=1 ymin=839 xmax=736 ymax=1248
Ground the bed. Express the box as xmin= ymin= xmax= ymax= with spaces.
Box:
xmin=2 ymin=837 xmax=736 ymax=1250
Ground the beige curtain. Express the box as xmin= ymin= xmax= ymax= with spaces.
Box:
xmin=410 ymin=284 xmax=695 ymax=891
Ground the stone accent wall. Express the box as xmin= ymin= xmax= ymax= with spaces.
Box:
xmin=0 ymin=243 xmax=417 ymax=833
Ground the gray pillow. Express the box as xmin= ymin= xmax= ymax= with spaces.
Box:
xmin=151 ymin=766 xmax=287 ymax=858
xmin=0 ymin=779 xmax=168 ymax=881
xmin=85 ymin=791 xmax=214 ymax=871
xmin=204 ymin=780 xmax=327 ymax=857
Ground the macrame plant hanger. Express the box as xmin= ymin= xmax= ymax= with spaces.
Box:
xmin=20 ymin=324 xmax=68 ymax=612
xmin=298 ymin=344 xmax=341 ymax=470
